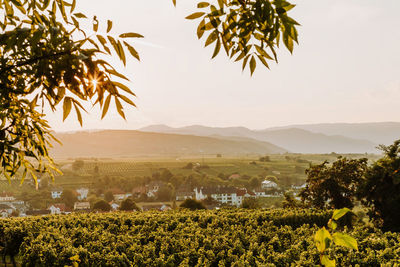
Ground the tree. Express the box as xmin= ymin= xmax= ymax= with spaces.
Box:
xmin=180 ymin=199 xmax=206 ymax=210
xmin=119 ymin=198 xmax=140 ymax=211
xmin=93 ymin=199 xmax=111 ymax=212
xmin=61 ymin=189 xmax=77 ymax=209
xmin=299 ymin=157 xmax=368 ymax=209
xmin=157 ymin=184 xmax=175 ymax=202
xmin=0 ymin=0 xmax=298 ymax=184
xmin=358 ymin=140 xmax=400 ymax=231
xmin=282 ymin=190 xmax=304 ymax=209
xmin=104 ymin=191 xmax=114 ymax=202
xmin=259 ymin=156 xmax=271 ymax=162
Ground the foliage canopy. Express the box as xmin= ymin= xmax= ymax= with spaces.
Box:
xmin=0 ymin=0 xmax=298 ymax=184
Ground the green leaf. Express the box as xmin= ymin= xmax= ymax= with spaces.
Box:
xmin=73 ymin=102 xmax=83 ymax=126
xmin=197 ymin=2 xmax=210 ymax=8
xmin=332 ymin=233 xmax=358 ymax=251
xmin=332 ymin=208 xmax=351 ymax=221
xmin=93 ymin=16 xmax=99 ymax=32
xmin=115 ymin=97 xmax=126 ymax=120
xmin=119 ymin=94 xmax=136 ymax=107
xmin=113 ymin=81 xmax=136 ymax=96
xmin=197 ymin=19 xmax=205 ymax=39
xmin=205 ymin=31 xmax=218 ymax=47
xmin=314 ymin=227 xmax=332 ymax=253
xmin=123 ymin=41 xmax=140 ymax=61
xmin=73 ymin=13 xmax=87 ymax=18
xmin=321 ymin=255 xmax=336 ymax=267
xmin=186 ymin=12 xmax=205 ymax=20
xmin=119 ymin=32 xmax=144 ymax=38
xmin=107 ymin=20 xmax=113 ymax=33
xmin=249 ymin=56 xmax=256 ymax=76
xmin=63 ymin=97 xmax=72 ymax=121
xmin=101 ymin=94 xmax=111 ymax=119
xmin=212 ymin=37 xmax=221 ymax=58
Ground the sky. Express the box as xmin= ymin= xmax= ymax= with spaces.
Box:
xmin=47 ymin=0 xmax=400 ymax=132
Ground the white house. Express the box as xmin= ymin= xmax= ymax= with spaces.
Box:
xmin=0 ymin=192 xmax=16 ymax=202
xmin=51 ymin=188 xmax=63 ymax=199
xmin=261 ymin=180 xmax=278 ymax=189
xmin=254 ymin=188 xmax=268 ymax=197
xmin=146 ymin=182 xmax=162 ymax=198
xmin=74 ymin=202 xmax=90 ymax=211
xmin=48 ymin=203 xmax=66 ymax=215
xmin=76 ymin=188 xmax=89 ymax=200
xmin=194 ymin=186 xmax=240 ymax=206
xmin=111 ymin=203 xmax=120 ymax=211
xmin=0 ymin=204 xmax=14 ymax=217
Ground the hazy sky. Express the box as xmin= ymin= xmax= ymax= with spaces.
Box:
xmin=48 ymin=0 xmax=400 ymax=131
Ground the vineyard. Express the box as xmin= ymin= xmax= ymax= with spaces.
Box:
xmin=1 ymin=209 xmax=400 ymax=266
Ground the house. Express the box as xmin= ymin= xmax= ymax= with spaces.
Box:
xmin=110 ymin=188 xmax=128 ymax=201
xmin=74 ymin=202 xmax=91 ymax=211
xmin=254 ymin=188 xmax=268 ymax=197
xmin=146 ymin=182 xmax=163 ymax=198
xmin=0 ymin=204 xmax=14 ymax=217
xmin=111 ymin=202 xmax=120 ymax=211
xmin=194 ymin=186 xmax=240 ymax=206
xmin=51 ymin=187 xmax=63 ymax=199
xmin=76 ymin=188 xmax=89 ymax=200
xmin=261 ymin=180 xmax=278 ymax=189
xmin=0 ymin=192 xmax=16 ymax=202
xmin=175 ymin=186 xmax=194 ymax=201
xmin=48 ymin=203 xmax=67 ymax=215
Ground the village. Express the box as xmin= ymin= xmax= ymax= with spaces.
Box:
xmin=0 ymin=178 xmax=306 ymax=218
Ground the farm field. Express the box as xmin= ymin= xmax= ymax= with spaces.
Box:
xmin=0 ymin=153 xmax=380 ymax=196
xmin=1 ymin=209 xmax=399 ymax=266
xmin=55 ymin=153 xmax=378 ymax=183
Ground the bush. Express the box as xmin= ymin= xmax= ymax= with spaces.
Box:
xmin=93 ymin=200 xmax=111 ymax=212
xmin=120 ymin=198 xmax=141 ymax=211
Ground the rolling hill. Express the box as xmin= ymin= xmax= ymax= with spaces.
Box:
xmin=51 ymin=130 xmax=286 ymax=159
xmin=139 ymin=124 xmax=380 ymax=153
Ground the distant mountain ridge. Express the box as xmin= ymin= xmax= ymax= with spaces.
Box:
xmin=51 ymin=130 xmax=285 ymax=159
xmin=139 ymin=122 xmax=400 ymax=153
xmin=264 ymin=122 xmax=400 ymax=145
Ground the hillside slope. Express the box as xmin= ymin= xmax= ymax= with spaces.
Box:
xmin=140 ymin=125 xmax=378 ymax=153
xmin=51 ymin=130 xmax=286 ymax=158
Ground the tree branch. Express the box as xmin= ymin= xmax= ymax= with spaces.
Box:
xmin=0 ymin=50 xmax=72 ymax=74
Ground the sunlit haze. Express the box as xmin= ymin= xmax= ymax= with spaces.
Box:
xmin=47 ymin=0 xmax=400 ymax=132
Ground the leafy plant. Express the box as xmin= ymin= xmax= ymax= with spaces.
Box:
xmin=314 ymin=208 xmax=358 ymax=267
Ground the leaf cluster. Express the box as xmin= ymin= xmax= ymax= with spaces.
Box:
xmin=0 ymin=0 xmax=139 ymax=184
xmin=186 ymin=0 xmax=299 ymax=75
